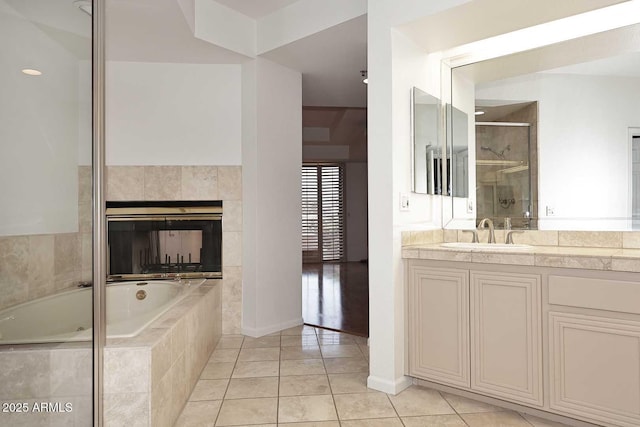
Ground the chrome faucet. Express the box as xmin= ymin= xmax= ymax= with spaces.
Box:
xmin=477 ymin=218 xmax=496 ymax=243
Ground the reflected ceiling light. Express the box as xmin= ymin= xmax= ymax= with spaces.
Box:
xmin=475 ymin=111 xmax=485 ymax=116
xmin=21 ymin=69 xmax=42 ymax=76
xmin=360 ymin=70 xmax=368 ymax=84
xmin=73 ymin=0 xmax=92 ymax=16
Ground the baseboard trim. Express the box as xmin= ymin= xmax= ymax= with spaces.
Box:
xmin=367 ymin=375 xmax=413 ymax=395
xmin=242 ymin=317 xmax=303 ymax=338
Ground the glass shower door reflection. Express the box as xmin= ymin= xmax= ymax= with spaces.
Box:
xmin=475 ymin=123 xmax=534 ymax=229
xmin=0 ymin=0 xmax=93 ymax=425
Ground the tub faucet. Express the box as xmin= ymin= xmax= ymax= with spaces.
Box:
xmin=477 ymin=218 xmax=496 ymax=243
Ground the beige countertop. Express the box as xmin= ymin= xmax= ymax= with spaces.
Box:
xmin=402 ymin=243 xmax=640 ymax=272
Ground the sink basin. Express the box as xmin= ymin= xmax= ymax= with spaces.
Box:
xmin=440 ymin=242 xmax=533 ymax=251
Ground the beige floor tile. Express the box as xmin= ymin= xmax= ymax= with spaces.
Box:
xmin=279 ymin=422 xmax=339 ymax=427
xmin=521 ymin=413 xmax=572 ymax=427
xmin=232 ymin=361 xmax=279 ymax=378
xmin=208 ymin=348 xmax=240 ymax=363
xmin=280 ymin=358 xmax=326 ymax=376
xmin=278 ymin=395 xmax=338 ymax=423
xmin=200 ymin=362 xmax=235 ymax=380
xmin=216 ymin=336 xmax=244 ymax=349
xmin=317 ymin=335 xmax=357 ymax=345
xmin=189 ymin=379 xmax=229 ymax=401
xmin=320 ymin=344 xmax=364 ymax=358
xmin=281 ymin=335 xmax=319 ymax=347
xmin=224 ymin=425 xmax=276 ymax=427
xmin=279 ymin=374 xmax=331 ymax=396
xmin=225 ymin=377 xmax=279 ymax=399
xmin=441 ymin=392 xmax=505 ymax=414
xmin=333 ymin=392 xmax=397 ymax=420
xmin=242 ymin=336 xmax=281 ymax=348
xmin=352 ymin=336 xmax=369 ymax=345
xmin=357 ymin=344 xmax=369 ymax=360
xmin=215 ymin=397 xmax=278 ymax=426
xmin=323 ymin=357 xmax=368 ymax=374
xmin=175 ymin=400 xmax=221 ymax=427
xmin=388 ymin=387 xmax=455 ymax=417
xmin=281 ymin=325 xmax=318 ymax=336
xmin=461 ymin=411 xmax=531 ymax=427
xmin=401 ymin=415 xmax=468 ymax=426
xmin=341 ymin=418 xmax=403 ymax=427
xmin=327 ymin=373 xmax=374 ymax=394
xmin=280 ymin=345 xmax=322 ymax=360
xmin=237 ymin=347 xmax=280 ymax=362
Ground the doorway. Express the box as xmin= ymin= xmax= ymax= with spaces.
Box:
xmin=301 ymin=156 xmax=369 ymax=337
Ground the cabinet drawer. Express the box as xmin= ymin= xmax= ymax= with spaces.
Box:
xmin=549 ymin=275 xmax=640 ymax=314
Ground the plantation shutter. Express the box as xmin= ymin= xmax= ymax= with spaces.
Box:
xmin=301 ymin=164 xmax=345 ymax=262
xmin=302 ymin=166 xmax=320 ymax=262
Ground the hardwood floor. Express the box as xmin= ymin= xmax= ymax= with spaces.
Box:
xmin=302 ymin=262 xmax=369 ymax=337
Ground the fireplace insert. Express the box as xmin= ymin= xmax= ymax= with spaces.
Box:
xmin=106 ymin=201 xmax=222 ymax=281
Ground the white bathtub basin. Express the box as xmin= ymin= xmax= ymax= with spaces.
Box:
xmin=0 ymin=280 xmax=201 ymax=345
xmin=440 ymin=242 xmax=533 ymax=251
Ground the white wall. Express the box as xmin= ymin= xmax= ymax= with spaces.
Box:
xmin=106 ymin=61 xmax=241 ymax=166
xmin=346 ymin=162 xmax=368 ymax=262
xmin=242 ymin=57 xmax=303 ymax=336
xmin=0 ymin=2 xmax=80 ymax=235
xmin=476 ymin=73 xmax=640 ymax=230
xmin=367 ymin=0 xmax=469 ymax=395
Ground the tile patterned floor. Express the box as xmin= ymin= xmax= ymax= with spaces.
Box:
xmin=175 ymin=325 xmax=570 ymax=427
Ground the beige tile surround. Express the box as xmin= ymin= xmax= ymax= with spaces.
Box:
xmin=402 ymin=229 xmax=640 ymax=272
xmin=176 ymin=325 xmax=570 ymax=427
xmin=104 ymin=283 xmax=222 ymax=427
xmin=0 ymin=166 xmax=92 ymax=311
xmin=106 ymin=165 xmax=243 ymax=334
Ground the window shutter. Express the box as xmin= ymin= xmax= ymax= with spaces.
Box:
xmin=301 ymin=164 xmax=345 ymax=262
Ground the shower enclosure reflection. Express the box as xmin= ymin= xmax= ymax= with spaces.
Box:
xmin=0 ymin=0 xmax=93 ymax=425
xmin=447 ymin=22 xmax=640 ymax=230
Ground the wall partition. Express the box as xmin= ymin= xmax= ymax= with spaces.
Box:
xmin=0 ymin=0 xmax=97 ymax=425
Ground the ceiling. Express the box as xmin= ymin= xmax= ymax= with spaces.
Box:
xmin=106 ymin=0 xmax=249 ymax=63
xmin=4 ymin=0 xmax=91 ymax=59
xmin=544 ymin=51 xmax=640 ymax=78
xmin=214 ymin=0 xmax=299 ymax=18
xmin=104 ymin=0 xmax=367 ymax=107
xmin=262 ymin=15 xmax=368 ymax=108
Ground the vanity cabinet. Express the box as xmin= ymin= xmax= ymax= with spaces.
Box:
xmin=407 ymin=261 xmax=542 ymax=406
xmin=407 ymin=266 xmax=470 ymax=388
xmin=548 ymin=274 xmax=640 ymax=427
xmin=470 ymin=271 xmax=542 ymax=406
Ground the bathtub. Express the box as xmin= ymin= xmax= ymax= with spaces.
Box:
xmin=0 ymin=280 xmax=199 ymax=345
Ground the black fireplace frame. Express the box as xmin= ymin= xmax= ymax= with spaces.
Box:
xmin=106 ymin=201 xmax=223 ymax=282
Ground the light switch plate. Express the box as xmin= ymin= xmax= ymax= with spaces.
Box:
xmin=400 ymin=193 xmax=410 ymax=211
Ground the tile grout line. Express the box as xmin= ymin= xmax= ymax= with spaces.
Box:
xmin=438 ymin=391 xmax=472 ymax=427
xmin=319 ymin=327 xmax=342 ymax=425
xmin=212 ymin=335 xmax=243 ymax=427
xmin=275 ymin=332 xmax=282 ymax=426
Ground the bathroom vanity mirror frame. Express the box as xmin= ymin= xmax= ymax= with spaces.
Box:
xmin=440 ymin=5 xmax=640 ymax=231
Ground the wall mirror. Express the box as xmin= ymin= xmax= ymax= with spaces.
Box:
xmin=447 ymin=21 xmax=640 ymax=231
xmin=411 ymin=87 xmax=442 ymax=194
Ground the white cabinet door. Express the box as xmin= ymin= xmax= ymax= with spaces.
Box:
xmin=549 ymin=312 xmax=640 ymax=427
xmin=470 ymin=271 xmax=543 ymax=406
xmin=407 ymin=264 xmax=470 ymax=388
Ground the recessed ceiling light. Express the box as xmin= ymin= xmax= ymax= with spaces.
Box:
xmin=73 ymin=0 xmax=92 ymax=16
xmin=21 ymin=69 xmax=42 ymax=76
xmin=475 ymin=111 xmax=485 ymax=116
